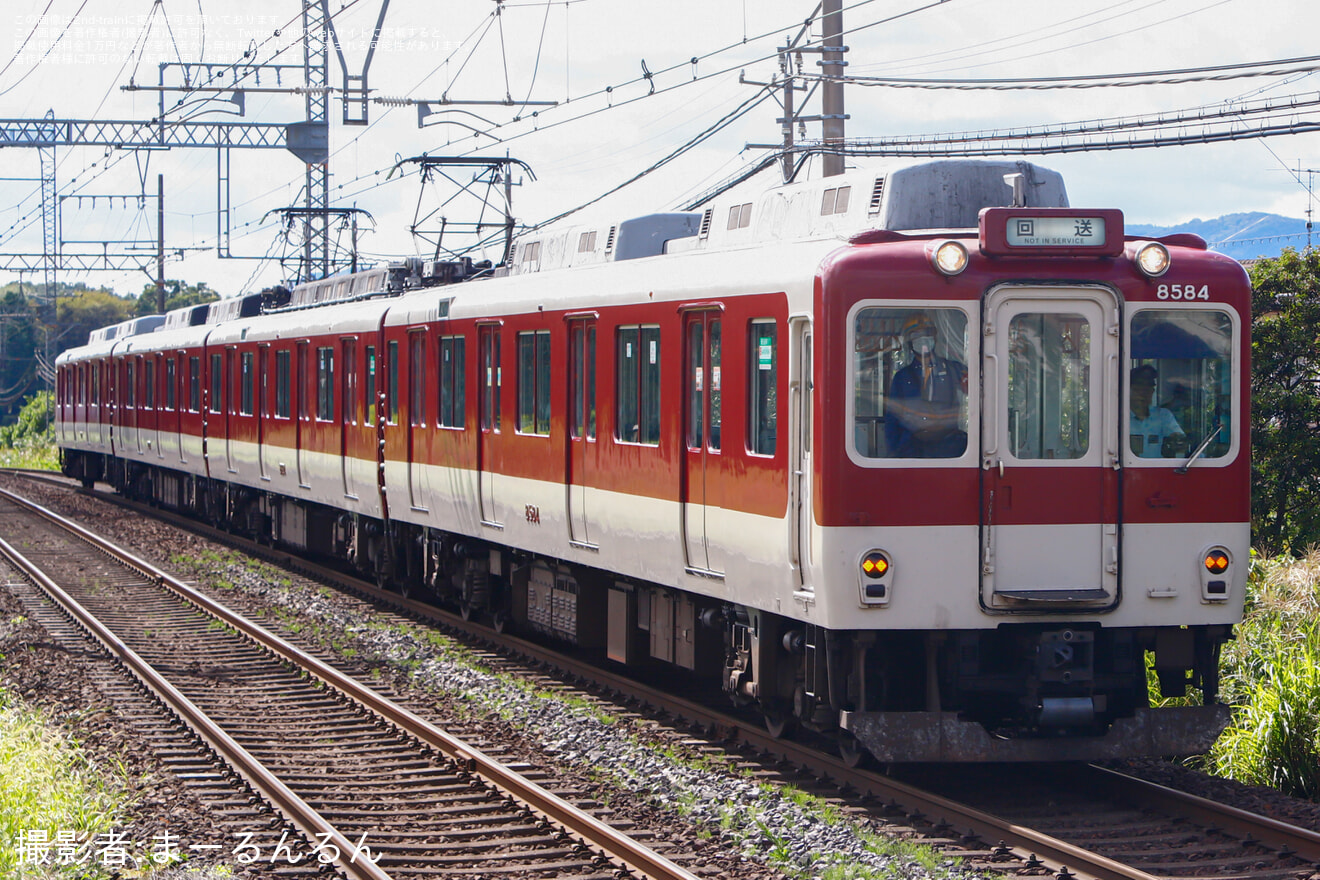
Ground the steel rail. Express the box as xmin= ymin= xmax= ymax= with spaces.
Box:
xmin=1082 ymin=764 xmax=1320 ymax=862
xmin=0 ymin=485 xmax=701 ymax=880
xmin=0 ymin=529 xmax=392 ymax=880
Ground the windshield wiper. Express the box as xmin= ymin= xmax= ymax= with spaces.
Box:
xmin=1176 ymin=426 xmax=1224 ymax=474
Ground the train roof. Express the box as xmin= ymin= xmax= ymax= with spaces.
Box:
xmin=502 ymin=159 xmax=1068 ymax=276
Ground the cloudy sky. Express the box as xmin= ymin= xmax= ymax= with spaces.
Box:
xmin=3 ymin=0 xmax=1318 ymax=297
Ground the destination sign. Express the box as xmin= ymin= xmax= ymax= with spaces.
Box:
xmin=1006 ymin=216 xmax=1107 ymax=248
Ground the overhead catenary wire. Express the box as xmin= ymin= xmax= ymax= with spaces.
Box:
xmin=816 ymin=54 xmax=1320 ymax=91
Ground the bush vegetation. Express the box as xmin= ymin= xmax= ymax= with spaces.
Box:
xmin=0 ymin=391 xmax=57 ymax=470
xmin=1202 ymin=550 xmax=1320 ymax=798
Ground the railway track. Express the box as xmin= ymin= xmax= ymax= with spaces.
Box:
xmin=7 ymin=471 xmax=1320 ymax=880
xmin=0 ymin=483 xmax=704 ymax=880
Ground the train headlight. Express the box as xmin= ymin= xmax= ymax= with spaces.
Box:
xmin=858 ymin=550 xmax=892 ymax=607
xmin=929 ymin=240 xmax=969 ymax=276
xmin=1199 ymin=546 xmax=1232 ymax=603
xmin=1135 ymin=242 xmax=1171 ymax=278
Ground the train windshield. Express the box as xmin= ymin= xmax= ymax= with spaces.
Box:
xmin=853 ymin=307 xmax=969 ymax=459
xmin=1128 ymin=309 xmax=1234 ymax=461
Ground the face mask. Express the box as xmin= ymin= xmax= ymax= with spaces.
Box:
xmin=912 ymin=334 xmax=935 ymax=355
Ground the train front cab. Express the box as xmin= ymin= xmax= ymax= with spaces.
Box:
xmin=807 ymin=209 xmax=1249 ymax=761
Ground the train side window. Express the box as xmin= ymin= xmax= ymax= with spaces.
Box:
xmin=1128 ymin=309 xmax=1233 ymax=461
xmin=275 ymin=351 xmax=291 ymax=418
xmin=749 ymin=319 xmax=777 ymax=456
xmin=517 ymin=329 xmax=551 ymax=435
xmin=439 ymin=335 xmax=466 ymax=429
xmin=240 ymin=352 xmax=255 ymax=416
xmin=316 ymin=346 xmax=335 ymax=421
xmin=209 ymin=354 xmax=222 ymax=413
xmin=852 ymin=307 xmax=968 ymax=459
xmin=617 ymin=325 xmax=660 ymax=445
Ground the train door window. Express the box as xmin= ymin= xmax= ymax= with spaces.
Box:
xmin=342 ymin=341 xmax=357 ymax=426
xmin=409 ymin=333 xmax=426 ymax=427
xmin=316 ymin=346 xmax=335 ymax=421
xmin=144 ymin=359 xmax=155 ymax=409
xmin=570 ymin=323 xmax=596 ymax=440
xmin=165 ymin=358 xmax=176 ymax=410
xmin=617 ymin=325 xmax=660 ymax=445
xmin=275 ymin=350 xmax=291 ymax=418
xmin=258 ymin=349 xmax=269 ymax=418
xmin=749 ymin=319 xmax=777 ymax=455
xmin=852 ymin=307 xmax=968 ymax=459
xmin=188 ymin=358 xmax=199 ymax=412
xmin=125 ymin=361 xmax=136 ymax=407
xmin=479 ymin=328 xmax=501 ymax=431
xmin=92 ymin=364 xmax=100 ymax=405
xmin=365 ymin=345 xmax=377 ymax=425
xmin=298 ymin=344 xmax=309 ymax=420
xmin=209 ymin=353 xmax=222 ymax=413
xmin=685 ymin=317 xmax=721 ymax=451
xmin=240 ymin=352 xmax=255 ymax=416
xmin=1128 ymin=309 xmax=1234 ymax=462
xmin=439 ymin=335 xmax=466 ymax=429
xmin=1006 ymin=314 xmax=1090 ymax=460
xmin=517 ymin=330 xmax=551 ymax=435
xmin=387 ymin=341 xmax=399 ymax=424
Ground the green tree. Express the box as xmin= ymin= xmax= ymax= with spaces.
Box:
xmin=0 ymin=287 xmax=38 ymax=414
xmin=135 ymin=279 xmax=221 ymax=316
xmin=1249 ymin=248 xmax=1320 ymax=554
xmin=55 ymin=287 xmax=135 ymax=349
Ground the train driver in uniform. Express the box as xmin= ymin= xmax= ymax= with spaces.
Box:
xmin=885 ymin=312 xmax=968 ymax=458
xmin=1129 ymin=363 xmax=1187 ymax=458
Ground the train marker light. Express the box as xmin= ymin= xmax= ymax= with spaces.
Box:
xmin=862 ymin=551 xmax=889 ymax=578
xmin=930 ymin=240 xmax=969 ymax=276
xmin=1135 ymin=242 xmax=1171 ymax=278
xmin=1204 ymin=550 xmax=1230 ymax=575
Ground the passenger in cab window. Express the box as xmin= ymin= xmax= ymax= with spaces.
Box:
xmin=1129 ymin=364 xmax=1187 ymax=458
xmin=885 ymin=312 xmax=968 ymax=458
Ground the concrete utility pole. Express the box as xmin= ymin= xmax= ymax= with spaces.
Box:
xmin=156 ymin=174 xmax=166 ymax=314
xmin=821 ymin=0 xmax=847 ymax=177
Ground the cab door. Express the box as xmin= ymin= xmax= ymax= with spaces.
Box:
xmin=980 ymin=286 xmax=1120 ymax=607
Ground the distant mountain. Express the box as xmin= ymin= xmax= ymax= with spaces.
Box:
xmin=1126 ymin=212 xmax=1313 ymax=261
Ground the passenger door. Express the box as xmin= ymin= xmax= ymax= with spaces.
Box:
xmin=477 ymin=324 xmax=502 ymax=526
xmin=980 ymin=286 xmax=1120 ymax=607
xmin=567 ymin=318 xmax=597 ymax=547
xmin=682 ymin=311 xmax=724 ymax=575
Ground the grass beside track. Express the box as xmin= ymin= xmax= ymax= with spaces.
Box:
xmin=0 ymin=687 xmax=126 ymax=878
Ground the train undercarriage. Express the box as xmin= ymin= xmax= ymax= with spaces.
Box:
xmin=70 ymin=449 xmax=1233 ymax=763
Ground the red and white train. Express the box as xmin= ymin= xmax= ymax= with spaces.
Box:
xmin=57 ymin=159 xmax=1250 ymax=762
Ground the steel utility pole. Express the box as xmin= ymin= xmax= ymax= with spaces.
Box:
xmin=821 ymin=0 xmax=847 ymax=177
